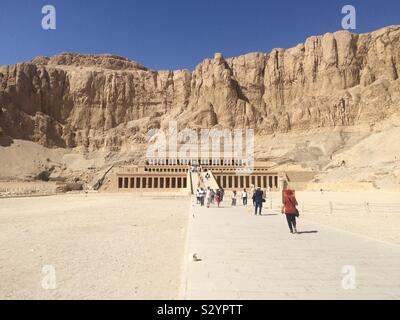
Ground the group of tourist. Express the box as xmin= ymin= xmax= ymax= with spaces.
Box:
xmin=197 ymin=185 xmax=300 ymax=234
xmin=196 ymin=187 xmax=225 ymax=208
xmin=228 ymin=187 xmax=265 ymax=213
xmin=229 ymin=188 xmax=255 ymax=207
xmin=199 ymin=187 xmax=268 ymax=213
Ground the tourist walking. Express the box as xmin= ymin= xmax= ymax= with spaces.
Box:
xmin=200 ymin=188 xmax=205 ymax=206
xmin=251 ymin=186 xmax=256 ymax=206
xmin=282 ymin=189 xmax=299 ymax=234
xmin=205 ymin=187 xmax=212 ymax=208
xmin=231 ymin=190 xmax=237 ymax=206
xmin=242 ymin=189 xmax=248 ymax=206
xmin=252 ymin=187 xmax=263 ymax=215
xmin=196 ymin=189 xmax=201 ymax=204
xmin=216 ymin=189 xmax=222 ymax=207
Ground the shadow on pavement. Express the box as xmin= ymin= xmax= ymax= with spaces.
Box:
xmin=297 ymin=231 xmax=319 ymax=234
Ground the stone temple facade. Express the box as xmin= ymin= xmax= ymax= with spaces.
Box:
xmin=112 ymin=158 xmax=284 ymax=194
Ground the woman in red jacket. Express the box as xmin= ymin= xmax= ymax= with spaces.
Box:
xmin=282 ymin=189 xmax=299 ymax=234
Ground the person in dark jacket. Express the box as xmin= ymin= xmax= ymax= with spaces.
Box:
xmin=220 ymin=188 xmax=225 ymax=201
xmin=282 ymin=189 xmax=299 ymax=233
xmin=252 ymin=187 xmax=263 ymax=215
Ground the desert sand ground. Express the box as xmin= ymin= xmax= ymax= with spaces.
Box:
xmin=276 ymin=191 xmax=400 ymax=245
xmin=0 ymin=193 xmax=190 ymax=299
xmin=0 ymin=181 xmax=58 ymax=197
xmin=0 ymin=190 xmax=399 ymax=299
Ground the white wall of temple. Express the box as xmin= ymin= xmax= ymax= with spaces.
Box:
xmin=114 ymin=162 xmax=284 ymax=193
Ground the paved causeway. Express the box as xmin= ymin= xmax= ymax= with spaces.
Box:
xmin=183 ymin=198 xmax=400 ymax=300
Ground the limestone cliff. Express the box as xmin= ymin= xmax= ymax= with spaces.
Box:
xmin=0 ymin=26 xmax=399 ymax=152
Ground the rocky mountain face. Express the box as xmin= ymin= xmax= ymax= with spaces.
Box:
xmin=0 ymin=26 xmax=399 ymax=154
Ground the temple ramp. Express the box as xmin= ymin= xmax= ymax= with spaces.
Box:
xmin=200 ymin=170 xmax=220 ymax=190
xmin=190 ymin=171 xmax=204 ymax=194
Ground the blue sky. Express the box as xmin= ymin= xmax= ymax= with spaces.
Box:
xmin=0 ymin=0 xmax=399 ymax=70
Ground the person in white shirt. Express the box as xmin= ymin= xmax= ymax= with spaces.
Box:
xmin=196 ymin=189 xmax=201 ymax=204
xmin=242 ymin=189 xmax=248 ymax=206
xmin=231 ymin=190 xmax=237 ymax=206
